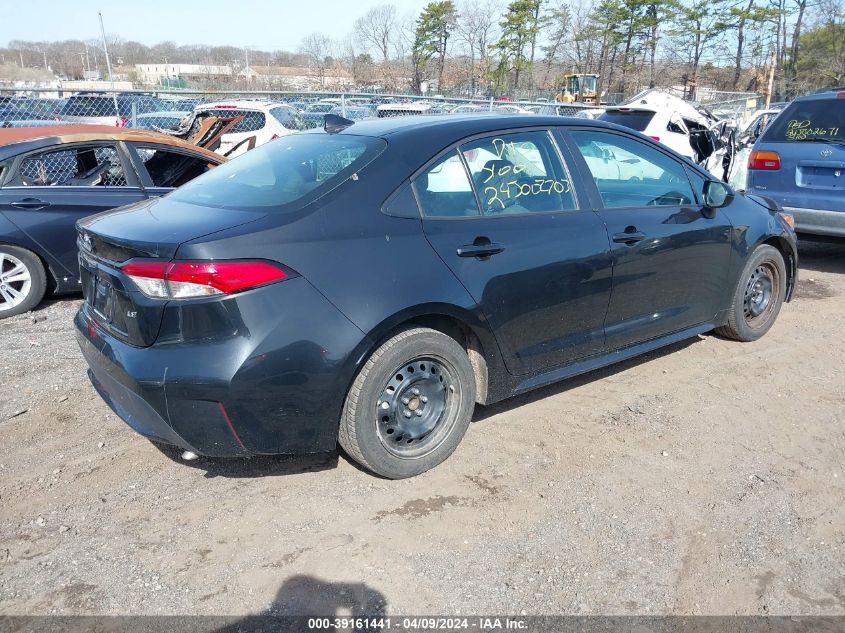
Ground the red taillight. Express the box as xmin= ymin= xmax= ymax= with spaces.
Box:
xmin=121 ymin=260 xmax=288 ymax=299
xmin=270 ymin=133 xmax=279 ymax=140
xmin=117 ymin=116 xmax=128 ymax=127
xmin=649 ymin=136 xmax=661 ymax=142
xmin=749 ymin=150 xmax=781 ymax=170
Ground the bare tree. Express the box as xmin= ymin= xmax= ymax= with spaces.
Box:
xmin=299 ymin=32 xmax=333 ymax=87
xmin=355 ymin=4 xmax=398 ymax=86
xmin=455 ymin=0 xmax=500 ymax=93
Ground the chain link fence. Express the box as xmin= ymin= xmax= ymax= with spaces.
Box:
xmin=0 ymin=88 xmax=605 ymax=132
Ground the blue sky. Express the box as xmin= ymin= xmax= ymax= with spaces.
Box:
xmin=0 ymin=0 xmax=428 ymax=49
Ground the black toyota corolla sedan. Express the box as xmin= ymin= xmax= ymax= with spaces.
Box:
xmin=75 ymin=114 xmax=797 ymax=478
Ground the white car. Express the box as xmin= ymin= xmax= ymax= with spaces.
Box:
xmin=190 ymin=101 xmax=303 ymax=156
xmin=599 ymin=90 xmax=730 ymax=178
xmin=494 ymin=104 xmax=534 ymax=114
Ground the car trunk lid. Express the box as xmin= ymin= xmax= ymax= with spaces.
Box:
xmin=77 ymin=197 xmax=266 ymax=347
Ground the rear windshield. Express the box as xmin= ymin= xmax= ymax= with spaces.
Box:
xmin=201 ymin=108 xmax=266 ymax=133
xmin=270 ymin=106 xmax=304 ymax=130
xmin=169 ymin=133 xmax=386 ymax=212
xmin=61 ymin=96 xmax=118 ymax=117
xmin=762 ymin=99 xmax=844 ymax=142
xmin=599 ymin=110 xmax=656 ymax=132
xmin=60 ymin=96 xmax=159 ymax=117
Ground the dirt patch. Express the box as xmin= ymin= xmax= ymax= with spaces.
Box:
xmin=372 ymin=495 xmax=470 ymax=522
xmin=794 ymin=277 xmax=836 ymax=300
xmin=0 ymin=240 xmax=843 ymax=616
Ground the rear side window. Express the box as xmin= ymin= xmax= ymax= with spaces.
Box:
xmin=763 ymin=99 xmax=844 ymax=142
xmin=202 ymin=109 xmax=266 ymax=133
xmin=134 ymin=145 xmax=215 ymax=188
xmin=599 ymin=110 xmax=656 ymax=132
xmin=18 ymin=145 xmax=127 ymax=187
xmin=460 ymin=131 xmax=576 ymax=214
xmin=169 ymin=134 xmax=385 ymax=212
xmin=414 ymin=151 xmax=480 ymax=218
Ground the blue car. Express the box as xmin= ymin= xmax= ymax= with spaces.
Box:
xmin=0 ymin=125 xmax=225 ymax=318
xmin=746 ymin=89 xmax=845 ymax=236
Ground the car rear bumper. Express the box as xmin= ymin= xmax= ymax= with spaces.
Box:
xmin=75 ymin=276 xmax=369 ymax=457
xmin=783 ymin=206 xmax=845 ymax=237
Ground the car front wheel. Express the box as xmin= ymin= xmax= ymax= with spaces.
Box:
xmin=338 ymin=327 xmax=476 ymax=479
xmin=716 ymin=244 xmax=787 ymax=342
xmin=0 ymin=246 xmax=47 ymax=319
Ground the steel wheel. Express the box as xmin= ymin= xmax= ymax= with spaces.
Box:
xmin=376 ymin=356 xmax=458 ymax=458
xmin=0 ymin=252 xmax=33 ymax=312
xmin=743 ymin=261 xmax=781 ymax=329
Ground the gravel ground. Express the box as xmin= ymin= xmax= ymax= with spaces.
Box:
xmin=0 ymin=240 xmax=843 ymax=617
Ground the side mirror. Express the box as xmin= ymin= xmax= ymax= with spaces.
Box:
xmin=703 ymin=180 xmax=731 ymax=208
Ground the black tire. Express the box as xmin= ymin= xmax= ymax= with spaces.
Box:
xmin=338 ymin=327 xmax=476 ymax=479
xmin=0 ymin=245 xmax=47 ymax=320
xmin=716 ymin=244 xmax=787 ymax=342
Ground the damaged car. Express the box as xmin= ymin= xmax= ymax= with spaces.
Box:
xmin=599 ymin=89 xmax=734 ymax=181
xmin=0 ymin=125 xmax=225 ymax=318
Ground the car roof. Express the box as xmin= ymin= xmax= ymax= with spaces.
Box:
xmin=137 ymin=110 xmax=190 ymax=118
xmin=792 ymin=89 xmax=845 ymax=102
xmin=0 ymin=125 xmax=224 ymax=162
xmin=193 ymin=101 xmax=288 ymax=111
xmin=336 ymin=114 xmax=615 ymax=141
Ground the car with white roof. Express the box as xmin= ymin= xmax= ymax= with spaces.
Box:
xmin=189 ymin=101 xmax=303 ymax=156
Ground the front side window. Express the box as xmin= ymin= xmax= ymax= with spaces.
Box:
xmin=413 ymin=151 xmax=480 ymax=218
xmin=460 ymin=131 xmax=576 ymax=215
xmin=134 ymin=146 xmax=215 ymax=188
xmin=169 ymin=134 xmax=385 ymax=212
xmin=18 ymin=145 xmax=127 ymax=187
xmin=571 ymin=130 xmax=694 ymax=208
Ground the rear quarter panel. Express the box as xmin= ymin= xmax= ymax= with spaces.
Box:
xmin=175 ymin=153 xmax=511 ymax=403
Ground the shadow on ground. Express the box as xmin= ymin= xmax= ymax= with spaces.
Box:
xmin=473 ymin=336 xmax=701 ymax=422
xmin=215 ymin=575 xmax=388 ymax=632
xmin=797 ymin=238 xmax=845 ymax=275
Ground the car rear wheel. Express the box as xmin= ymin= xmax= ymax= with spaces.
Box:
xmin=716 ymin=244 xmax=786 ymax=342
xmin=0 ymin=246 xmax=46 ymax=319
xmin=338 ymin=327 xmax=476 ymax=479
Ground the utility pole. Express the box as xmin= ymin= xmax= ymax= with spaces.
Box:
xmin=764 ymin=51 xmax=776 ymax=109
xmin=98 ymin=11 xmax=120 ymax=124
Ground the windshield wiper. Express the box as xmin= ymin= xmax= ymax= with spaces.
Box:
xmin=799 ymin=136 xmax=845 ymax=146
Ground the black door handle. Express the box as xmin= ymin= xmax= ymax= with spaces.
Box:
xmin=457 ymin=242 xmax=505 ymax=258
xmin=612 ymin=230 xmax=646 ymax=245
xmin=10 ymin=198 xmax=50 ymax=210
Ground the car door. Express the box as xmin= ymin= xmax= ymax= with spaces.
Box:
xmin=561 ymin=128 xmax=733 ymax=350
xmin=125 ymin=143 xmax=220 ymax=197
xmin=0 ymin=143 xmax=146 ymax=283
xmin=417 ymin=129 xmax=613 ymax=376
